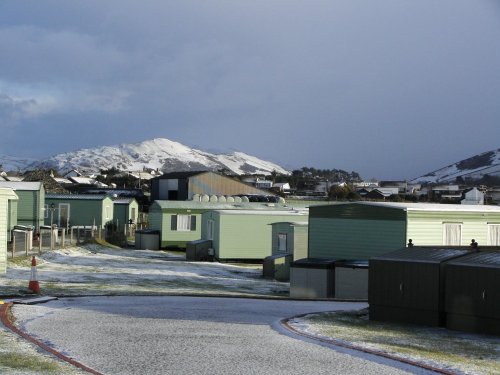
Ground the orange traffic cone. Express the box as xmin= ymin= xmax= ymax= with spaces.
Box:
xmin=28 ymin=256 xmax=40 ymax=294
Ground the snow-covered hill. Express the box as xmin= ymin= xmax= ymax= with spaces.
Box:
xmin=411 ymin=148 xmax=500 ymax=183
xmin=0 ymin=155 xmax=38 ymax=173
xmin=10 ymin=138 xmax=290 ymax=176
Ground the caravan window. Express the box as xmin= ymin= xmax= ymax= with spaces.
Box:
xmin=488 ymin=224 xmax=500 ymax=246
xmin=171 ymin=215 xmax=196 ymax=232
xmin=443 ymin=223 xmax=462 ymax=246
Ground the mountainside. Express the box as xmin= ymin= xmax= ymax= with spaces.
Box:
xmin=0 ymin=155 xmax=38 ymax=173
xmin=411 ymin=148 xmax=500 ymax=184
xmin=2 ymin=138 xmax=290 ymax=176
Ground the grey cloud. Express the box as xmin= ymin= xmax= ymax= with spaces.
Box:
xmin=0 ymin=94 xmax=48 ymax=124
xmin=0 ymin=0 xmax=499 ymax=179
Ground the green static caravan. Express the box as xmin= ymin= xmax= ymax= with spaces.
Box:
xmin=201 ymin=210 xmax=309 ymax=261
xmin=263 ymin=222 xmax=309 ymax=281
xmin=112 ymin=198 xmax=139 ymax=229
xmin=44 ymin=194 xmax=114 ymax=229
xmin=0 ymin=181 xmax=44 ymax=232
xmin=0 ymin=188 xmax=19 ymax=274
xmin=149 ymin=200 xmax=294 ymax=249
xmin=308 ymin=202 xmax=500 ymax=260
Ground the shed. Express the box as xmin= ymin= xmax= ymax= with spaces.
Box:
xmin=150 ymin=171 xmax=274 ymax=201
xmin=335 ymin=260 xmax=369 ymax=300
xmin=135 ymin=230 xmax=161 ymax=250
xmin=263 ymin=222 xmax=308 ymax=281
xmin=200 ymin=210 xmax=308 ymax=261
xmin=186 ymin=239 xmax=213 ymax=261
xmin=289 ymin=258 xmax=337 ymax=299
xmin=44 ymin=194 xmax=114 ymax=229
xmin=112 ymin=198 xmax=139 ymax=230
xmin=0 ymin=188 xmax=19 ymax=274
xmin=262 ymin=253 xmax=293 ymax=281
xmin=445 ymin=251 xmax=500 ymax=335
xmin=0 ymin=181 xmax=44 ymax=231
xmin=308 ymin=202 xmax=500 ymax=260
xmin=369 ymin=247 xmax=469 ymax=326
xmin=149 ymin=200 xmax=294 ymax=249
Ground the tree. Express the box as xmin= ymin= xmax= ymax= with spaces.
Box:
xmin=328 ymin=184 xmax=358 ymax=200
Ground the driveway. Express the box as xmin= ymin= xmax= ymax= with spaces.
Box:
xmin=12 ymin=296 xmax=432 ymax=374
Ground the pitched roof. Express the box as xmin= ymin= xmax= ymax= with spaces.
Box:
xmin=22 ymin=170 xmax=70 ymax=194
xmin=3 ymin=176 xmax=24 ymax=182
xmin=0 ymin=181 xmax=43 ymax=191
xmin=154 ymin=171 xmax=209 ymax=179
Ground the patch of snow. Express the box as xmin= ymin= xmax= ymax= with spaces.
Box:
xmin=3 ymin=245 xmax=288 ymax=297
xmin=412 ymin=148 xmax=500 ymax=183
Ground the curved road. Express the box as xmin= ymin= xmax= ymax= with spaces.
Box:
xmin=12 ymin=296 xmax=432 ymax=375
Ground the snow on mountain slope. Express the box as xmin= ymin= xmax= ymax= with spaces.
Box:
xmin=20 ymin=138 xmax=290 ymax=176
xmin=411 ymin=148 xmax=500 ymax=183
xmin=0 ymin=155 xmax=37 ymax=173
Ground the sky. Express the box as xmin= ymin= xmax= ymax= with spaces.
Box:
xmin=0 ymin=0 xmax=499 ymax=180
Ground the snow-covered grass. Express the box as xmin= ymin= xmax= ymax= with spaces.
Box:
xmin=1 ymin=244 xmax=288 ymax=298
xmin=289 ymin=309 xmax=500 ymax=375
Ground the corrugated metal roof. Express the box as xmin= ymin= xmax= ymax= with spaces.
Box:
xmin=0 ymin=181 xmax=42 ymax=191
xmin=370 ymin=247 xmax=470 ymax=263
xmin=46 ymin=194 xmax=108 ymax=200
xmin=446 ymin=251 xmax=500 ymax=268
xmin=153 ymin=171 xmax=207 ymax=179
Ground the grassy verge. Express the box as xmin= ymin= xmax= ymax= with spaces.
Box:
xmin=0 ymin=328 xmax=82 ymax=374
xmin=7 ymin=255 xmax=38 ymax=268
xmin=298 ymin=309 xmax=500 ymax=375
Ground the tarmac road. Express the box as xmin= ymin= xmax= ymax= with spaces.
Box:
xmin=12 ymin=296 xmax=433 ymax=375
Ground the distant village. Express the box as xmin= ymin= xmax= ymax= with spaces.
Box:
xmin=1 ymin=164 xmax=499 ymax=206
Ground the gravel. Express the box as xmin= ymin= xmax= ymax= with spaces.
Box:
xmin=12 ymin=296 xmax=433 ymax=375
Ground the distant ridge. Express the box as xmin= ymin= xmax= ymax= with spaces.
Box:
xmin=1 ymin=138 xmax=290 ymax=176
xmin=411 ymin=148 xmax=500 ymax=183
